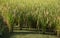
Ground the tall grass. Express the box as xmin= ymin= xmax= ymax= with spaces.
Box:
xmin=0 ymin=0 xmax=60 ymax=35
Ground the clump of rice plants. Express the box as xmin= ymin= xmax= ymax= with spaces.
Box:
xmin=0 ymin=0 xmax=60 ymax=36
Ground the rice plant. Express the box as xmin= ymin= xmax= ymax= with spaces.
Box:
xmin=0 ymin=0 xmax=60 ymax=36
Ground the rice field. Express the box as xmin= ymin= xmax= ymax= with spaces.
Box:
xmin=0 ymin=0 xmax=60 ymax=38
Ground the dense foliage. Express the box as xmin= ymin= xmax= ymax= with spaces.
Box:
xmin=0 ymin=0 xmax=60 ymax=35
